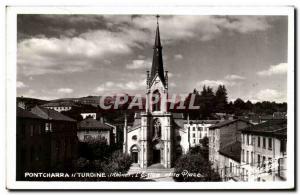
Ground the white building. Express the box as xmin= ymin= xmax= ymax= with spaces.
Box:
xmin=41 ymin=101 xmax=77 ymax=112
xmin=81 ymin=113 xmax=97 ymax=120
xmin=184 ymin=120 xmax=219 ymax=147
xmin=240 ymin=119 xmax=287 ymax=182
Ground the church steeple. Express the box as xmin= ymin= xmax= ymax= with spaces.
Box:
xmin=149 ymin=15 xmax=165 ymax=86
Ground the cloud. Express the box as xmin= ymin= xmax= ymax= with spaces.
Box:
xmin=197 ymin=80 xmax=227 ymax=87
xmin=17 ymin=81 xmax=27 ymax=88
xmin=17 ymin=28 xmax=147 ymax=76
xmin=18 ymin=15 xmax=274 ymax=77
xmin=225 ymin=74 xmax=245 ymax=80
xmin=125 ymin=59 xmax=151 ymax=69
xmin=95 ymin=79 xmax=146 ymax=94
xmin=57 ymin=88 xmax=73 ymax=94
xmin=255 ymin=89 xmax=286 ymax=102
xmin=257 ymin=63 xmax=287 ymax=76
xmin=174 ymin=54 xmax=183 ymax=60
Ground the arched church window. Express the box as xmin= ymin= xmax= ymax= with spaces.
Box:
xmin=153 ymin=119 xmax=162 ymax=140
xmin=152 ymin=90 xmax=161 ymax=111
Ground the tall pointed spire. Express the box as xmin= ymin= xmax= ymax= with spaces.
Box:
xmin=150 ymin=15 xmax=165 ymax=85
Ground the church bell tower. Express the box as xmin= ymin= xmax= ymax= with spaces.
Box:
xmin=140 ymin=15 xmax=173 ymax=168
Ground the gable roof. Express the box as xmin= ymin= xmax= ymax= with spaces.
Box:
xmin=41 ymin=101 xmax=76 ymax=107
xmin=78 ymin=118 xmax=112 ymax=130
xmin=240 ymin=119 xmax=287 ymax=139
xmin=17 ymin=107 xmax=44 ymax=120
xmin=30 ymin=106 xmax=76 ymax=122
xmin=209 ymin=119 xmax=252 ymax=129
xmin=219 ymin=141 xmax=241 ymax=163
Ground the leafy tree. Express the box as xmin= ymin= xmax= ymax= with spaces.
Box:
xmin=100 ymin=150 xmax=132 ymax=174
xmin=173 ymin=152 xmax=221 ymax=182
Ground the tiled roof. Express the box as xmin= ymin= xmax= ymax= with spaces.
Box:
xmin=209 ymin=119 xmax=251 ymax=129
xmin=78 ymin=118 xmax=112 ymax=130
xmin=17 ymin=107 xmax=44 ymax=119
xmin=172 ymin=113 xmax=184 ymax=119
xmin=184 ymin=120 xmax=220 ymax=125
xmin=173 ymin=119 xmax=185 ymax=128
xmin=41 ymin=101 xmax=76 ymax=107
xmin=30 ymin=106 xmax=76 ymax=122
xmin=240 ymin=119 xmax=287 ymax=139
xmin=219 ymin=141 xmax=241 ymax=163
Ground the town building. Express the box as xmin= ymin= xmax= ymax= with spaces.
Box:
xmin=80 ymin=112 xmax=97 ymax=120
xmin=208 ymin=119 xmax=252 ymax=176
xmin=30 ymin=106 xmax=78 ymax=168
xmin=184 ymin=119 xmax=219 ymax=147
xmin=16 ymin=107 xmax=47 ymax=180
xmin=77 ymin=117 xmax=115 ymax=145
xmin=240 ymin=119 xmax=287 ymax=182
xmin=41 ymin=101 xmax=78 ymax=112
xmin=218 ymin=141 xmax=241 ymax=181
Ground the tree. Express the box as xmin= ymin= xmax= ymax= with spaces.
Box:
xmin=199 ymin=86 xmax=215 ymax=119
xmin=173 ymin=152 xmax=221 ymax=182
xmin=214 ymin=85 xmax=228 ymax=113
xmin=100 ymin=150 xmax=132 ymax=174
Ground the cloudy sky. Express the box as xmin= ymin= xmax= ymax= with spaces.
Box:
xmin=17 ymin=15 xmax=288 ymax=102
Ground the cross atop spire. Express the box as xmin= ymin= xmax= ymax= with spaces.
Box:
xmin=156 ymin=14 xmax=160 ymax=24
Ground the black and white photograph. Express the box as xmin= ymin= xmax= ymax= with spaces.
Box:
xmin=5 ymin=6 xmax=295 ymax=190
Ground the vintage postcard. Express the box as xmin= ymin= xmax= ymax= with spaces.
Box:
xmin=6 ymin=6 xmax=295 ymax=190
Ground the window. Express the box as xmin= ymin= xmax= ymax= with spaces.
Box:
xmin=45 ymin=123 xmax=52 ymax=132
xmin=192 ymin=133 xmax=195 ymax=138
xmin=132 ymin=135 xmax=137 ymax=140
xmin=230 ymin=162 xmax=233 ymax=173
xmin=241 ymin=134 xmax=244 ymax=144
xmin=251 ymin=152 xmax=254 ymax=165
xmin=193 ymin=127 xmax=195 ymax=131
xmin=152 ymin=90 xmax=161 ymax=111
xmin=247 ymin=134 xmax=249 ymax=145
xmin=193 ymin=139 xmax=196 ymax=143
xmin=246 ymin=151 xmax=249 ymax=164
xmin=268 ymin=138 xmax=272 ymax=150
xmin=198 ymin=127 xmax=201 ymax=131
xmin=263 ymin=137 xmax=266 ymax=148
xmin=188 ymin=127 xmax=190 ymax=131
xmin=242 ymin=149 xmax=245 ymax=162
xmin=257 ymin=136 xmax=261 ymax=147
xmin=30 ymin=125 xmax=34 ymax=136
xmin=200 ymin=133 xmax=202 ymax=138
xmin=257 ymin=154 xmax=261 ymax=166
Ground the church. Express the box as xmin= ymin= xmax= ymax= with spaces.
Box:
xmin=123 ymin=18 xmax=191 ymax=169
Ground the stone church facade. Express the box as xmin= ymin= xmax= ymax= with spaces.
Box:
xmin=123 ymin=20 xmax=190 ymax=169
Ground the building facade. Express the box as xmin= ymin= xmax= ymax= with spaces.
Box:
xmin=209 ymin=119 xmax=252 ymax=173
xmin=240 ymin=119 xmax=287 ymax=182
xmin=30 ymin=106 xmax=78 ymax=168
xmin=77 ymin=117 xmax=115 ymax=145
xmin=184 ymin=120 xmax=219 ymax=147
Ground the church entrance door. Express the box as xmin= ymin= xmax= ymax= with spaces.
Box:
xmin=132 ymin=152 xmax=138 ymax=163
xmin=153 ymin=149 xmax=161 ymax=164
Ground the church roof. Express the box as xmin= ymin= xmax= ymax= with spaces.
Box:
xmin=149 ymin=21 xmax=166 ymax=85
